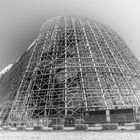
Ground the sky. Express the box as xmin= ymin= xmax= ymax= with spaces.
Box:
xmin=0 ymin=0 xmax=140 ymax=71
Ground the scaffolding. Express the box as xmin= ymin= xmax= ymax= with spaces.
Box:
xmin=0 ymin=16 xmax=139 ymax=124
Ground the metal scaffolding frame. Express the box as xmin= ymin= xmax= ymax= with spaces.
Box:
xmin=0 ymin=16 xmax=139 ymax=124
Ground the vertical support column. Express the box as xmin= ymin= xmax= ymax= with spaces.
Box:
xmin=71 ymin=17 xmax=88 ymax=111
xmin=95 ymin=23 xmax=125 ymax=107
xmin=106 ymin=109 xmax=110 ymax=122
xmin=64 ymin=17 xmax=68 ymax=116
xmin=86 ymin=19 xmax=107 ymax=108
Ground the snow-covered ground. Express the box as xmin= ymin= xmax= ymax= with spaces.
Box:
xmin=0 ymin=131 xmax=140 ymax=140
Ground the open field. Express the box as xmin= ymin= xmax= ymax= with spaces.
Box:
xmin=0 ymin=130 xmax=140 ymax=140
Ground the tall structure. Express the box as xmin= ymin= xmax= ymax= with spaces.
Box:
xmin=0 ymin=16 xmax=140 ymax=124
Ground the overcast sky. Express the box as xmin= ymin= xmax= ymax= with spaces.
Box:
xmin=0 ymin=0 xmax=140 ymax=71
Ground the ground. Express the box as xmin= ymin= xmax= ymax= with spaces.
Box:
xmin=0 ymin=131 xmax=140 ymax=140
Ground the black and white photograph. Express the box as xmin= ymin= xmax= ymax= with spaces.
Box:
xmin=0 ymin=0 xmax=140 ymax=139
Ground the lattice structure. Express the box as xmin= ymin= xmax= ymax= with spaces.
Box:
xmin=0 ymin=16 xmax=140 ymax=124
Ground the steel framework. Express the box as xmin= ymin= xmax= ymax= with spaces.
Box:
xmin=0 ymin=16 xmax=140 ymax=124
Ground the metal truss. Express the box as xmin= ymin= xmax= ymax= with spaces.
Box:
xmin=1 ymin=16 xmax=140 ymax=124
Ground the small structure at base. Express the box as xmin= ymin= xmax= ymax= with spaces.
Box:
xmin=102 ymin=123 xmax=118 ymax=130
xmin=75 ymin=124 xmax=88 ymax=131
xmin=2 ymin=125 xmax=11 ymax=130
xmin=17 ymin=125 xmax=25 ymax=130
xmin=84 ymin=110 xmax=106 ymax=124
xmin=25 ymin=121 xmax=34 ymax=131
xmin=52 ymin=125 xmax=64 ymax=130
xmin=33 ymin=125 xmax=43 ymax=131
xmin=64 ymin=118 xmax=75 ymax=127
xmin=134 ymin=123 xmax=140 ymax=130
xmin=110 ymin=108 xmax=135 ymax=123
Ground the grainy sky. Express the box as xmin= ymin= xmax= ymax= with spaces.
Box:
xmin=0 ymin=0 xmax=140 ymax=71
